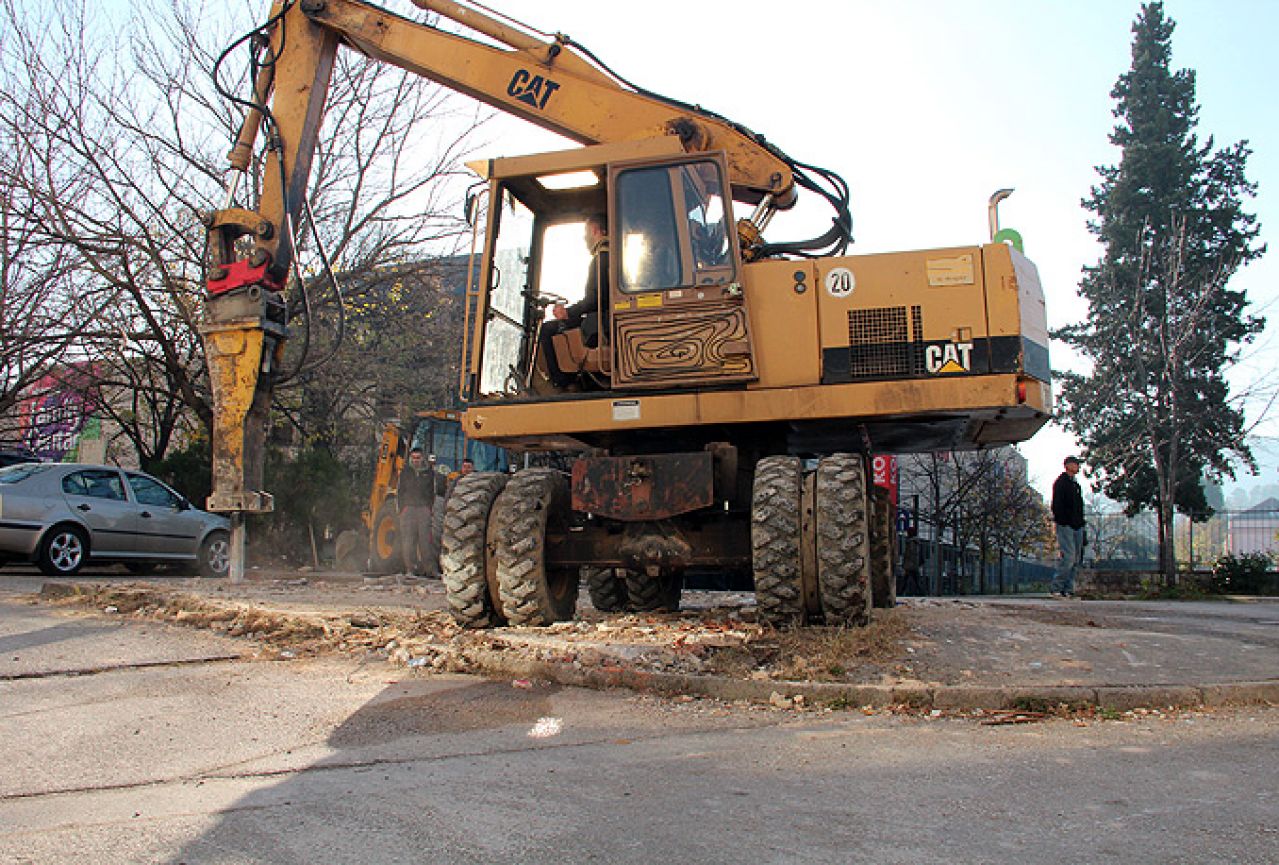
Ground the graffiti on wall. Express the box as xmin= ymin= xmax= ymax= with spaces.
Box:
xmin=16 ymin=367 xmax=101 ymax=462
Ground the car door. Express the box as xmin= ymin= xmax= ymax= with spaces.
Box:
xmin=60 ymin=468 xmax=137 ymax=556
xmin=126 ymin=473 xmax=200 ymax=559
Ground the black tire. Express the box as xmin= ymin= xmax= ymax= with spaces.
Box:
xmin=427 ymin=501 xmax=446 ymax=576
xmin=199 ymin=530 xmax=231 ymax=578
xmin=664 ymin=573 xmax=684 ymax=611
xmin=752 ymin=455 xmax=805 ymax=627
xmin=494 ymin=469 xmax=579 ymax=626
xmin=585 ymin=567 xmax=629 ymax=612
xmin=815 ymin=453 xmax=871 ymax=627
xmin=368 ymin=499 xmax=402 ymax=574
xmin=333 ymin=529 xmax=367 ymax=573
xmin=441 ymin=472 xmax=508 ymax=628
xmin=870 ymin=487 xmax=897 ymax=609
xmin=625 ymin=571 xmax=683 ymax=612
xmin=38 ymin=524 xmax=88 ymax=576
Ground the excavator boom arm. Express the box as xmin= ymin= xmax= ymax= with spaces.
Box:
xmin=218 ymin=0 xmax=795 ymax=288
xmin=202 ymin=0 xmax=802 ymax=577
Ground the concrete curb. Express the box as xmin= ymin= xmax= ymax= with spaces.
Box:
xmin=33 ymin=582 xmax=1279 ymax=712
xmin=461 ymin=648 xmax=1279 ymax=711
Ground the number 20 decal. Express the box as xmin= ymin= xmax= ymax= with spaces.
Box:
xmin=824 ymin=267 xmax=855 ymax=298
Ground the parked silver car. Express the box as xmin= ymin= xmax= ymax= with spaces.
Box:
xmin=0 ymin=463 xmax=229 ymax=577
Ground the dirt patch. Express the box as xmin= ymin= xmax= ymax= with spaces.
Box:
xmin=37 ymin=581 xmax=915 ymax=685
xmin=41 ymin=582 xmax=459 ymax=657
xmin=702 ymin=612 xmax=911 ymax=681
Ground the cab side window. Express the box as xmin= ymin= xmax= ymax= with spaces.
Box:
xmin=480 ymin=190 xmax=536 ymax=396
xmin=681 ymin=163 xmax=732 ymax=279
xmin=127 ymin=474 xmax=181 ymax=508
xmin=63 ymin=469 xmax=126 ymax=501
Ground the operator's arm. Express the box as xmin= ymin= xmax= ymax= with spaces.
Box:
xmin=562 ymin=294 xmax=594 ymax=328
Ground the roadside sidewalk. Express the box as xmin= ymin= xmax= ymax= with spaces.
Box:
xmin=8 ymin=568 xmax=1278 ymax=712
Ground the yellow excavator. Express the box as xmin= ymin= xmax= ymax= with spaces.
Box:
xmin=203 ymin=0 xmax=1051 ymax=626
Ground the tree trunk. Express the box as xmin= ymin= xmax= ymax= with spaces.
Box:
xmin=1151 ymin=433 xmax=1178 ymax=588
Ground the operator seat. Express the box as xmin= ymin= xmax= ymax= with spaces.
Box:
xmin=551 ymin=328 xmax=606 ymax=376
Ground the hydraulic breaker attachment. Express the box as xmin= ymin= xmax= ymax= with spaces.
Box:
xmin=202 ymin=286 xmax=286 ymax=515
xmin=201 ymin=287 xmax=287 ymax=580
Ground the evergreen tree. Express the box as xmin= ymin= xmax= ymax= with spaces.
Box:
xmin=1055 ymin=2 xmax=1265 ymax=584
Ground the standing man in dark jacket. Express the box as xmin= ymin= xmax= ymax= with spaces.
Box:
xmin=398 ymin=448 xmax=438 ymax=577
xmin=1051 ymin=455 xmax=1086 ymax=597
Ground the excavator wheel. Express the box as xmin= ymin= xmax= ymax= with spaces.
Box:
xmin=625 ymin=571 xmax=683 ymax=613
xmin=368 ymin=498 xmax=403 ymax=574
xmin=751 ymin=455 xmax=805 ymax=627
xmin=494 ymin=469 xmax=579 ymax=626
xmin=870 ymin=486 xmax=898 ymax=609
xmin=584 ymin=567 xmax=629 ymax=613
xmin=428 ymin=500 xmax=446 ymax=576
xmin=815 ymin=453 xmax=872 ymax=627
xmin=441 ymin=472 xmax=509 ymax=628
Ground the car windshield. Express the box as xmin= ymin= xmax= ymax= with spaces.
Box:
xmin=0 ymin=464 xmax=52 ymax=484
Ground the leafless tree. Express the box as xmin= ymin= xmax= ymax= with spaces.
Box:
xmin=900 ymin=451 xmax=991 ymax=592
xmin=0 ymin=11 xmax=120 ymax=441
xmin=0 ymin=185 xmax=93 ymax=439
xmin=986 ymin=459 xmax=1053 ymax=591
xmin=0 ymin=0 xmax=487 ymax=469
xmin=899 ymin=448 xmax=1051 ymax=594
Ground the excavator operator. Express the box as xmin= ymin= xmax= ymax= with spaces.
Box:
xmin=540 ymin=213 xmax=610 ymax=389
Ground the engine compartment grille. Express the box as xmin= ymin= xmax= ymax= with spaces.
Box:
xmin=846 ymin=305 xmax=924 ymax=380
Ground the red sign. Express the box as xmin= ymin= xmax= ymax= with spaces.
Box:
xmin=872 ymin=454 xmax=898 ymax=506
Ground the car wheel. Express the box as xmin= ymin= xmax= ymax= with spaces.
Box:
xmin=199 ymin=531 xmax=231 ymax=578
xmin=38 ymin=525 xmax=88 ymax=576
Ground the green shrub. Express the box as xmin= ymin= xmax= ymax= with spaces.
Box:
xmin=1210 ymin=552 xmax=1276 ymax=594
xmin=146 ymin=438 xmax=212 ymax=508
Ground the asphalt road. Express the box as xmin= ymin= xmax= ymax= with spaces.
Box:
xmin=2 ymin=599 xmax=1276 ymax=864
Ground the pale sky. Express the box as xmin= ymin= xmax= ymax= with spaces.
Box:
xmin=461 ymin=0 xmax=1279 ymax=498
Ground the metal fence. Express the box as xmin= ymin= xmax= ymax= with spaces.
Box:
xmin=898 ymin=536 xmax=1056 ymax=596
xmin=897 ymin=505 xmax=1061 ymax=595
xmin=1086 ymin=508 xmax=1279 ymax=571
xmin=895 ymin=508 xmax=1279 ymax=596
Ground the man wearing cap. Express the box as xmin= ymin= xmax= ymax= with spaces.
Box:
xmin=1051 ymin=455 xmax=1086 ymax=597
